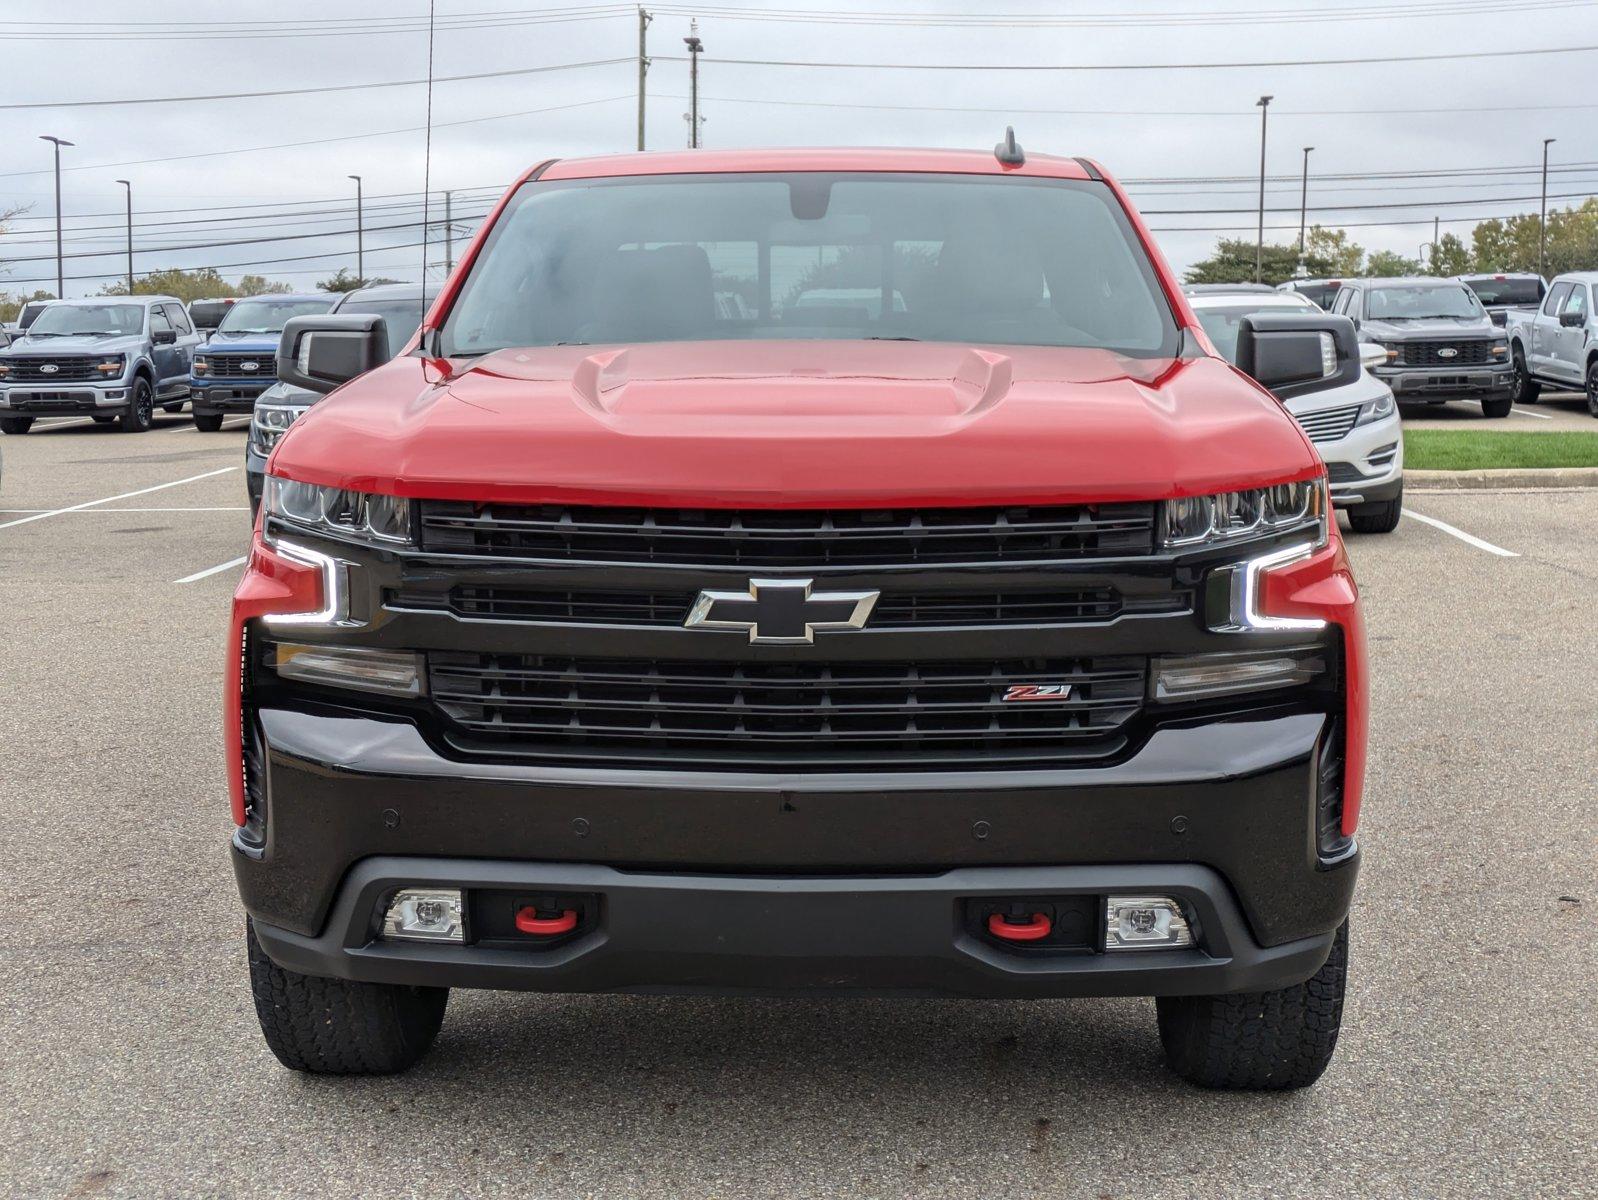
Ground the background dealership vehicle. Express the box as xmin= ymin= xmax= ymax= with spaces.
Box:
xmin=245 ymin=283 xmax=430 ymax=510
xmin=1188 ymin=289 xmax=1403 ymax=532
xmin=187 ymin=297 xmax=238 ymax=338
xmin=189 ymin=293 xmax=333 ymax=430
xmin=1278 ymin=278 xmax=1343 ymax=310
xmin=0 ymin=296 xmax=200 ymax=433
xmin=231 ymin=146 xmax=1367 ymax=1091
xmin=1331 ymin=276 xmax=1512 ymax=415
xmin=1456 ymin=272 xmax=1546 ymax=330
xmin=1504 ymin=272 xmax=1598 ymax=417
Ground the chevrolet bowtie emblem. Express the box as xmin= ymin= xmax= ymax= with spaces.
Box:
xmin=685 ymin=578 xmax=880 ymax=645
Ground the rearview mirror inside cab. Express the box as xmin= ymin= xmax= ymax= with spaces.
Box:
xmin=1235 ymin=311 xmax=1361 ymax=400
xmin=276 ymin=314 xmax=391 ymax=395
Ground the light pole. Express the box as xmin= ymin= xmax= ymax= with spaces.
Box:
xmin=636 ymin=6 xmax=651 ymax=151
xmin=1298 ymin=145 xmax=1313 ymax=275
xmin=1539 ymin=138 xmax=1556 ymax=279
xmin=114 ymin=179 xmax=133 ymax=295
xmin=684 ymin=20 xmax=703 ymax=149
xmin=1255 ymin=96 xmax=1273 ymax=284
xmin=40 ymin=133 xmax=73 ymax=295
xmin=348 ymin=174 xmax=364 ymax=284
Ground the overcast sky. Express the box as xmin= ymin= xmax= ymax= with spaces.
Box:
xmin=1 ymin=0 xmax=1594 ymax=297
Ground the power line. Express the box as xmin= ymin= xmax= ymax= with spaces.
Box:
xmin=0 ymin=57 xmax=632 ymax=111
xmin=656 ymin=42 xmax=1598 ymax=72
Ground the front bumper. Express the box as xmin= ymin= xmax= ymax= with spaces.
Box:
xmin=192 ymin=379 xmax=270 ymax=414
xmin=0 ymin=383 xmax=131 ymax=415
xmin=1325 ymin=415 xmax=1403 ymax=507
xmin=250 ymin=856 xmax=1344 ymax=999
xmin=1376 ymin=363 xmax=1511 ymax=397
xmin=236 ymin=705 xmax=1357 ymax=997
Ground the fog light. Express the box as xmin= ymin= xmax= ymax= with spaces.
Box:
xmin=1105 ymin=896 xmax=1193 ymax=951
xmin=382 ymin=888 xmax=464 ymax=942
xmin=1152 ymin=646 xmax=1325 ymax=701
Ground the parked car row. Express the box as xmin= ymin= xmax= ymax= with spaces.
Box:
xmin=0 ymin=287 xmax=428 ymax=435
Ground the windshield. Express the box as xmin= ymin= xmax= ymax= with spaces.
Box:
xmin=1461 ymin=277 xmax=1544 ymax=307
xmin=1294 ymin=283 xmax=1340 ymax=310
xmin=338 ymin=297 xmax=426 ymax=357
xmin=441 ymin=172 xmax=1177 ymax=357
xmin=1367 ymin=285 xmax=1484 ymax=321
xmin=1194 ymin=302 xmax=1312 ymax=364
xmin=25 ymin=303 xmax=143 ymax=337
xmin=218 ymin=297 xmax=333 ymax=335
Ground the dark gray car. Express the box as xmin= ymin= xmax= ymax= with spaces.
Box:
xmin=1330 ymin=276 xmax=1513 ymax=417
xmin=0 ymin=296 xmax=202 ymax=434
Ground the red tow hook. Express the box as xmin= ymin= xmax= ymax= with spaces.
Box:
xmin=987 ymin=912 xmax=1052 ymax=942
xmin=515 ymin=907 xmax=579 ymax=936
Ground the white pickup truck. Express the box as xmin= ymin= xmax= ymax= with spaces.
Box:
xmin=1504 ymin=271 xmax=1598 ymax=416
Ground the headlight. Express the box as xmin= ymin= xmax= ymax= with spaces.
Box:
xmin=1355 ymin=387 xmax=1396 ymax=426
xmin=192 ymin=356 xmax=208 ymax=375
xmin=1489 ymin=342 xmax=1508 ymax=359
xmin=0 ymin=361 xmax=11 ymax=379
xmin=262 ymin=476 xmax=413 ymax=546
xmin=94 ymin=355 xmax=125 ymax=376
xmin=250 ymin=403 xmax=305 ymax=455
xmin=1161 ymin=478 xmax=1328 ymax=551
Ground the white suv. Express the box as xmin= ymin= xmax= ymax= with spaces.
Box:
xmin=1187 ymin=289 xmax=1403 ymax=533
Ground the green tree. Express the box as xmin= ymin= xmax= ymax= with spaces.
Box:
xmin=315 ymin=268 xmax=402 ymax=293
xmin=1366 ymin=250 xmax=1423 ymax=277
xmin=1184 ymin=227 xmax=1366 ymax=286
xmin=98 ymin=266 xmax=293 ymax=303
xmin=1305 ymin=226 xmax=1365 ymax=276
xmin=1430 ymin=233 xmax=1471 ymax=277
xmin=236 ymin=274 xmax=290 ymax=296
xmin=0 ymin=288 xmax=55 ymax=323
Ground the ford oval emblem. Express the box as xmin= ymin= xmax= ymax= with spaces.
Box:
xmin=240 ymin=361 xmax=259 ymax=371
xmin=39 ymin=363 xmax=58 ymax=374
xmin=1437 ymin=347 xmax=1458 ymax=359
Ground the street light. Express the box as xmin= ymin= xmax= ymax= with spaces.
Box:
xmin=114 ymin=179 xmax=133 ymax=295
xmin=1298 ymin=146 xmax=1314 ymax=275
xmin=1539 ymin=138 xmax=1556 ymax=279
xmin=1255 ymin=96 xmax=1273 ymax=284
xmin=684 ymin=20 xmax=703 ymax=149
xmin=39 ymin=136 xmax=74 ymax=300
xmin=348 ymin=174 xmax=364 ymax=284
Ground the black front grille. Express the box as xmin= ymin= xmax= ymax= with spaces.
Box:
xmin=427 ymin=652 xmax=1147 ymax=767
xmin=206 ymin=353 xmax=274 ymax=379
xmin=5 ymin=356 xmax=100 ymax=382
xmin=1399 ymin=340 xmax=1492 ymax=367
xmin=417 ymin=501 xmax=1158 ymax=566
xmin=393 ymin=583 xmax=1185 ymax=629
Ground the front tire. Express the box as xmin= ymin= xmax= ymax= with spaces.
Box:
xmin=1347 ymin=486 xmax=1403 ymax=534
xmin=0 ymin=416 xmax=33 ymax=435
xmin=192 ymin=412 xmax=224 ymax=432
xmin=1510 ymin=348 xmax=1540 ymax=405
xmin=1481 ymin=394 xmax=1513 ymax=418
xmin=120 ymin=377 xmax=154 ymax=432
xmin=1586 ymin=360 xmax=1598 ymax=419
xmin=246 ymin=919 xmax=448 ymax=1075
xmin=1157 ymin=921 xmax=1348 ymax=1090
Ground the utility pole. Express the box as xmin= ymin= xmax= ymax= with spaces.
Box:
xmin=348 ymin=174 xmax=364 ymax=283
xmin=115 ymin=179 xmax=133 ymax=295
xmin=684 ymin=20 xmax=703 ymax=149
xmin=1539 ymin=137 xmax=1556 ymax=279
xmin=1432 ymin=215 xmax=1440 ymax=272
xmin=636 ymin=7 xmax=651 ymax=151
xmin=1254 ymin=96 xmax=1272 ymax=283
xmin=1297 ymin=145 xmax=1313 ymax=275
xmin=39 ymin=133 xmax=73 ymax=295
xmin=443 ymin=190 xmax=454 ymax=272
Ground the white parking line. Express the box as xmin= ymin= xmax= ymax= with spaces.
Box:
xmin=0 ymin=466 xmax=237 ymax=532
xmin=1403 ymin=508 xmax=1519 ymax=557
xmin=1512 ymin=407 xmax=1555 ymax=420
xmin=0 ymin=506 xmax=249 ymax=514
xmin=174 ymin=555 xmax=248 ymax=584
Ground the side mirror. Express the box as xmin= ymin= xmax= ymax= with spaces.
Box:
xmin=152 ymin=328 xmax=177 ymax=345
xmin=1235 ymin=312 xmax=1361 ymax=400
xmin=1559 ymin=311 xmax=1584 ymax=328
xmin=276 ymin=314 xmax=390 ymax=395
xmin=1358 ymin=342 xmax=1391 ymax=370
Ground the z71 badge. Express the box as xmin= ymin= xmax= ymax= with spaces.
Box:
xmin=1001 ymin=684 xmax=1074 ymax=702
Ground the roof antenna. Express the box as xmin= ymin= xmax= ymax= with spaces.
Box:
xmin=994 ymin=126 xmax=1025 ymax=167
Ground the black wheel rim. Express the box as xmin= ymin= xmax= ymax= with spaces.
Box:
xmin=1588 ymin=367 xmax=1598 ymax=414
xmin=1513 ymin=358 xmax=1528 ymax=400
xmin=138 ymin=385 xmax=151 ymax=424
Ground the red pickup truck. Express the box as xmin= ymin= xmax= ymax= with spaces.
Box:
xmin=228 ymin=143 xmax=1367 ymax=1089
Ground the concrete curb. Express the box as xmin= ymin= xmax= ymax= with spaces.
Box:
xmin=1405 ymin=467 xmax=1598 ymax=491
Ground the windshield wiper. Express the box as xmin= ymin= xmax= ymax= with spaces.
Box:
xmin=864 ymin=335 xmax=920 ymax=341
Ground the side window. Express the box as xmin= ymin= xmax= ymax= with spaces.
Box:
xmin=1543 ymin=281 xmax=1571 ymax=316
xmin=1331 ymin=287 xmax=1351 ymax=315
xmin=149 ymin=306 xmax=173 ymax=335
xmin=165 ymin=303 xmax=193 ymax=334
xmin=1562 ymin=285 xmax=1587 ymax=319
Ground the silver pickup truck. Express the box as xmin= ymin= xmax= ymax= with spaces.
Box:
xmin=1505 ymin=271 xmax=1598 ymax=416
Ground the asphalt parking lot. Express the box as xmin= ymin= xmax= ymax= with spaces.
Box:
xmin=1402 ymin=389 xmax=1596 ymax=430
xmin=1 ymin=418 xmax=1593 ymax=1199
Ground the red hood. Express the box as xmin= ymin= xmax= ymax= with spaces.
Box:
xmin=268 ymin=340 xmax=1320 ymax=507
